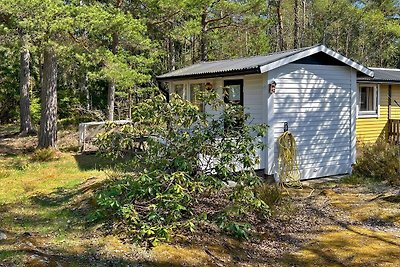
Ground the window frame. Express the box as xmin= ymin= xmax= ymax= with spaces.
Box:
xmin=223 ymin=79 xmax=244 ymax=131
xmin=170 ymin=80 xmax=212 ymax=112
xmin=357 ymin=83 xmax=380 ymax=118
xmin=223 ymin=79 xmax=244 ymax=106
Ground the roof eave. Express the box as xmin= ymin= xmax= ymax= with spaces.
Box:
xmin=156 ymin=67 xmax=261 ymax=82
xmin=357 ymin=79 xmax=400 ymax=84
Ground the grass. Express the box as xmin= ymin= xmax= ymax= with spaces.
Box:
xmin=0 ymin=153 xmax=105 ymax=204
xmin=0 ymin=149 xmax=119 ymax=265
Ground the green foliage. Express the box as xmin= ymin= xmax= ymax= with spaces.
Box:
xmin=31 ymin=148 xmax=59 ymax=162
xmin=353 ymin=140 xmax=400 ymax=185
xmin=93 ymin=93 xmax=269 ymax=245
xmin=256 ymin=183 xmax=283 ymax=208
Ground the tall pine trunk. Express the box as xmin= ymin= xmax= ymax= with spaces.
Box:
xmin=107 ymin=32 xmax=118 ymax=121
xmin=200 ymin=12 xmax=208 ymax=61
xmin=293 ymin=0 xmax=299 ymax=49
xmin=19 ymin=34 xmax=34 ymax=135
xmin=107 ymin=0 xmax=123 ymax=121
xmin=276 ymin=0 xmax=285 ymax=51
xmin=38 ymin=46 xmax=57 ymax=148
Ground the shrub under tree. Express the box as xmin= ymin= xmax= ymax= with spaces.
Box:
xmin=93 ymin=91 xmax=269 ymax=245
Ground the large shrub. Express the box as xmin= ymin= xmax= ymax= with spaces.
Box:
xmin=93 ymin=92 xmax=269 ymax=245
xmin=353 ymin=140 xmax=400 ymax=185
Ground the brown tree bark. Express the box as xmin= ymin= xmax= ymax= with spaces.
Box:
xmin=276 ymin=0 xmax=285 ymax=51
xmin=38 ymin=46 xmax=58 ymax=148
xmin=301 ymin=0 xmax=306 ymax=47
xmin=19 ymin=34 xmax=34 ymax=135
xmin=293 ymin=0 xmax=299 ymax=49
xmin=200 ymin=11 xmax=208 ymax=61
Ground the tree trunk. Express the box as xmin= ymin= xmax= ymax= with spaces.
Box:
xmin=276 ymin=0 xmax=285 ymax=51
xmin=79 ymin=74 xmax=90 ymax=110
xmin=107 ymin=32 xmax=118 ymax=121
xmin=191 ymin=35 xmax=196 ymax=64
xmin=168 ymin=37 xmax=176 ymax=71
xmin=301 ymin=0 xmax=306 ymax=47
xmin=293 ymin=0 xmax=299 ymax=49
xmin=39 ymin=46 xmax=58 ymax=148
xmin=107 ymin=81 xmax=116 ymax=121
xmin=19 ymin=34 xmax=34 ymax=135
xmin=200 ymin=11 xmax=208 ymax=61
xmin=107 ymin=0 xmax=123 ymax=121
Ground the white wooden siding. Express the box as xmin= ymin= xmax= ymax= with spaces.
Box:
xmin=169 ymin=74 xmax=268 ymax=170
xmin=268 ymin=63 xmax=354 ymax=180
xmin=243 ymin=74 xmax=267 ymax=169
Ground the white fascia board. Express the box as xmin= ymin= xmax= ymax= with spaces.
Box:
xmin=260 ymin=45 xmax=374 ymax=77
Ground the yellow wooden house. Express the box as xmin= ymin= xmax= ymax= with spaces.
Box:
xmin=356 ymin=68 xmax=400 ymax=143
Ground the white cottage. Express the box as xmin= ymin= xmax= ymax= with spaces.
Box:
xmin=156 ymin=45 xmax=374 ymax=180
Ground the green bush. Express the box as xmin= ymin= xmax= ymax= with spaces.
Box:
xmin=353 ymin=140 xmax=400 ymax=185
xmin=31 ymin=148 xmax=59 ymax=162
xmin=93 ymin=92 xmax=270 ymax=245
xmin=255 ymin=183 xmax=283 ymax=207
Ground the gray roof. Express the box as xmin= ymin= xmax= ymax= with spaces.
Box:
xmin=358 ymin=67 xmax=400 ymax=83
xmin=157 ymin=44 xmax=374 ymax=80
xmin=157 ymin=46 xmax=314 ymax=80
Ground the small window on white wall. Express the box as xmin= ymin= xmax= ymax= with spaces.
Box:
xmin=174 ymin=84 xmax=185 ymax=99
xmin=358 ymin=84 xmax=379 ymax=117
xmin=172 ymin=82 xmax=207 ymax=112
xmin=190 ymin=83 xmax=205 ymax=112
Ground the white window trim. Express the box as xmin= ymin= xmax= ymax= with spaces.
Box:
xmin=171 ymin=80 xmax=215 ymax=111
xmin=357 ymin=83 xmax=380 ymax=118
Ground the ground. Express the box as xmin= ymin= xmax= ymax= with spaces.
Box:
xmin=0 ymin=125 xmax=399 ymax=266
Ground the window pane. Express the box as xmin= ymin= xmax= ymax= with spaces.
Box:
xmin=360 ymin=86 xmax=376 ymax=112
xmin=174 ymin=84 xmax=185 ymax=99
xmin=190 ymin=83 xmax=205 ymax=112
xmin=227 ymin=85 xmax=241 ymax=103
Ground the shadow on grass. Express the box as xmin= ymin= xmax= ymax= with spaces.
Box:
xmin=0 ymin=229 xmax=184 ymax=267
xmin=30 ymin=176 xmax=106 ymax=209
xmin=73 ymin=153 xmax=127 ymax=171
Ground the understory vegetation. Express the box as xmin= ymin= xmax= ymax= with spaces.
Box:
xmin=353 ymin=140 xmax=400 ymax=185
xmin=92 ymin=93 xmax=271 ymax=245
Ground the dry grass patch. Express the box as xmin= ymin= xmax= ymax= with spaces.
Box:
xmin=289 ymin=225 xmax=400 ymax=267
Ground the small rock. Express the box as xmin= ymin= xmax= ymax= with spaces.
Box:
xmin=0 ymin=232 xmax=7 ymax=240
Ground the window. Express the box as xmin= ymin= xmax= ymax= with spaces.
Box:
xmin=190 ymin=83 xmax=205 ymax=112
xmin=224 ymin=79 xmax=243 ymax=106
xmin=174 ymin=84 xmax=185 ymax=99
xmin=224 ymin=79 xmax=244 ymax=131
xmin=171 ymin=82 xmax=207 ymax=112
xmin=358 ymin=84 xmax=379 ymax=117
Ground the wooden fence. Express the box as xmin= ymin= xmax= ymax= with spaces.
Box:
xmin=388 ymin=119 xmax=400 ymax=143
